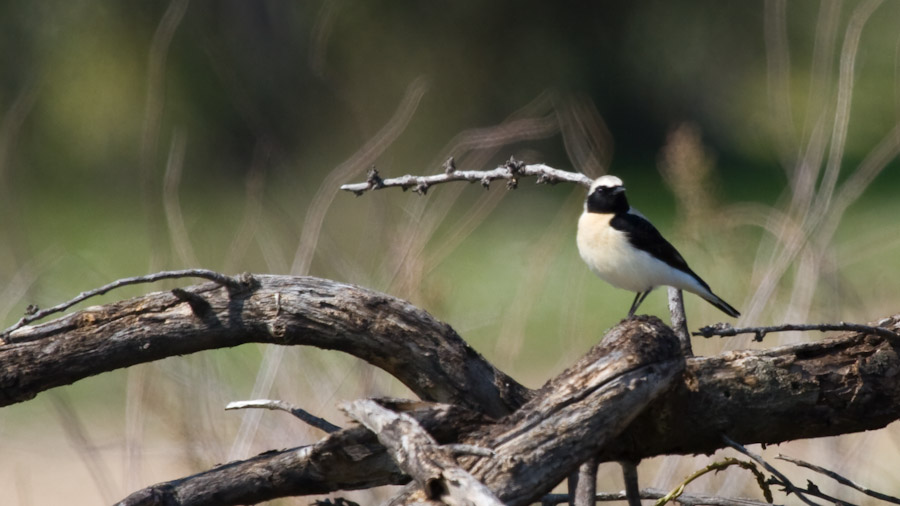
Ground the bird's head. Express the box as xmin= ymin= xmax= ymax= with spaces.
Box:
xmin=585 ymin=175 xmax=628 ymax=214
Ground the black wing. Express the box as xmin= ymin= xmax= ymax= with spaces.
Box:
xmin=609 ymin=211 xmax=711 ymax=292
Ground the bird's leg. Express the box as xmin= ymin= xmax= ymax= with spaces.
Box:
xmin=628 ymin=291 xmax=651 ymax=317
xmin=628 ymin=292 xmax=644 ymax=317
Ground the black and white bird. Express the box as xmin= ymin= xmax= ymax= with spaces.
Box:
xmin=576 ymin=175 xmax=740 ymax=318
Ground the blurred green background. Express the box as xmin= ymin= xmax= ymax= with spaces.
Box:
xmin=2 ymin=1 xmax=899 ymax=504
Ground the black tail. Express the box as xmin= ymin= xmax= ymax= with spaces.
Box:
xmin=703 ymin=292 xmax=740 ymax=318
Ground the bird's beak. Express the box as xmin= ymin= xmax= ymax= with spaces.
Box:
xmin=613 ymin=186 xmax=626 ymax=194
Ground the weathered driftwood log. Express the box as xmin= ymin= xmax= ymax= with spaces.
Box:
xmin=2 ymin=275 xmax=899 ymax=505
xmin=117 ymin=316 xmax=683 ymax=506
xmin=113 ymin=315 xmax=900 ymax=506
xmin=0 ymin=275 xmax=529 ymax=416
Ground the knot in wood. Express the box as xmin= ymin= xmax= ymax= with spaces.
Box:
xmin=268 ymin=320 xmax=288 ymax=341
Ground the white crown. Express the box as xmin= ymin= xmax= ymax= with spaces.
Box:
xmin=590 ymin=175 xmax=624 ymax=192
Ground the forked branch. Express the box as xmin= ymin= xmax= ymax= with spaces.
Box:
xmin=776 ymin=454 xmax=900 ymax=505
xmin=343 ymin=399 xmax=503 ymax=506
xmin=3 ymin=273 xmax=900 ymax=505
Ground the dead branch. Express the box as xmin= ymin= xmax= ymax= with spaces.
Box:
xmin=605 ymin=316 xmax=900 ymax=460
xmin=343 ymin=399 xmax=503 ymax=506
xmin=114 ymin=308 xmax=900 ymax=504
xmin=723 ymin=436 xmax=819 ymax=506
xmin=0 ymin=268 xmax=249 ymax=340
xmin=4 ymin=276 xmax=900 ymax=459
xmin=116 ymin=400 xmax=491 ymax=506
xmin=667 ymin=287 xmax=692 ymax=356
xmin=386 ymin=316 xmax=685 ymax=505
xmin=4 ymin=274 xmax=900 ymax=504
xmin=0 ymin=274 xmax=529 ymax=416
xmin=475 ymin=317 xmax=682 ymax=504
xmin=694 ymin=320 xmax=900 ymax=344
xmin=225 ymin=399 xmax=341 ymax=434
xmin=725 ymin=440 xmax=867 ymax=506
xmin=776 ymin=454 xmax=900 ymax=505
xmin=540 ymin=489 xmax=771 ymax=506
xmin=339 ymin=158 xmax=592 ymax=195
xmin=118 ymin=316 xmax=684 ymax=506
xmin=570 ymin=459 xmax=598 ymax=506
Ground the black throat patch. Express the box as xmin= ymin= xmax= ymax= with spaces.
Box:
xmin=586 ymin=187 xmax=629 ymax=214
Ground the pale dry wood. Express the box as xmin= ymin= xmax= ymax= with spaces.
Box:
xmin=116 ymin=400 xmax=491 ymax=506
xmin=339 ymin=159 xmax=593 ymax=195
xmin=225 ymin=399 xmax=342 ymax=434
xmin=343 ymin=399 xmax=503 ymax=506
xmin=111 ymin=310 xmax=900 ymax=504
xmin=387 ymin=316 xmax=686 ymax=506
xmin=4 ymin=275 xmax=900 ymax=505
xmin=573 ymin=459 xmax=598 ymax=506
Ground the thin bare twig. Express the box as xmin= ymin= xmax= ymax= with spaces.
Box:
xmin=722 ymin=435 xmax=821 ymax=506
xmin=541 ymin=489 xmax=771 ymax=506
xmin=693 ymin=321 xmax=899 ymax=344
xmin=777 ymin=454 xmax=900 ymax=505
xmin=1 ymin=269 xmax=249 ymax=340
xmin=340 ymin=157 xmax=592 ymax=195
xmin=225 ymin=399 xmax=341 ymax=434
xmin=769 ymin=475 xmax=858 ymax=506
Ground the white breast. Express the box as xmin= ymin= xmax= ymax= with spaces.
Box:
xmin=576 ymin=211 xmax=706 ymax=294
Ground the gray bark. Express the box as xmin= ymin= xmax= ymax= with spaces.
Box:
xmin=458 ymin=317 xmax=684 ymax=505
xmin=2 ymin=275 xmax=899 ymax=505
xmin=0 ymin=275 xmax=529 ymax=417
xmin=344 ymin=399 xmax=504 ymax=506
xmin=115 ymin=400 xmax=489 ymax=506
